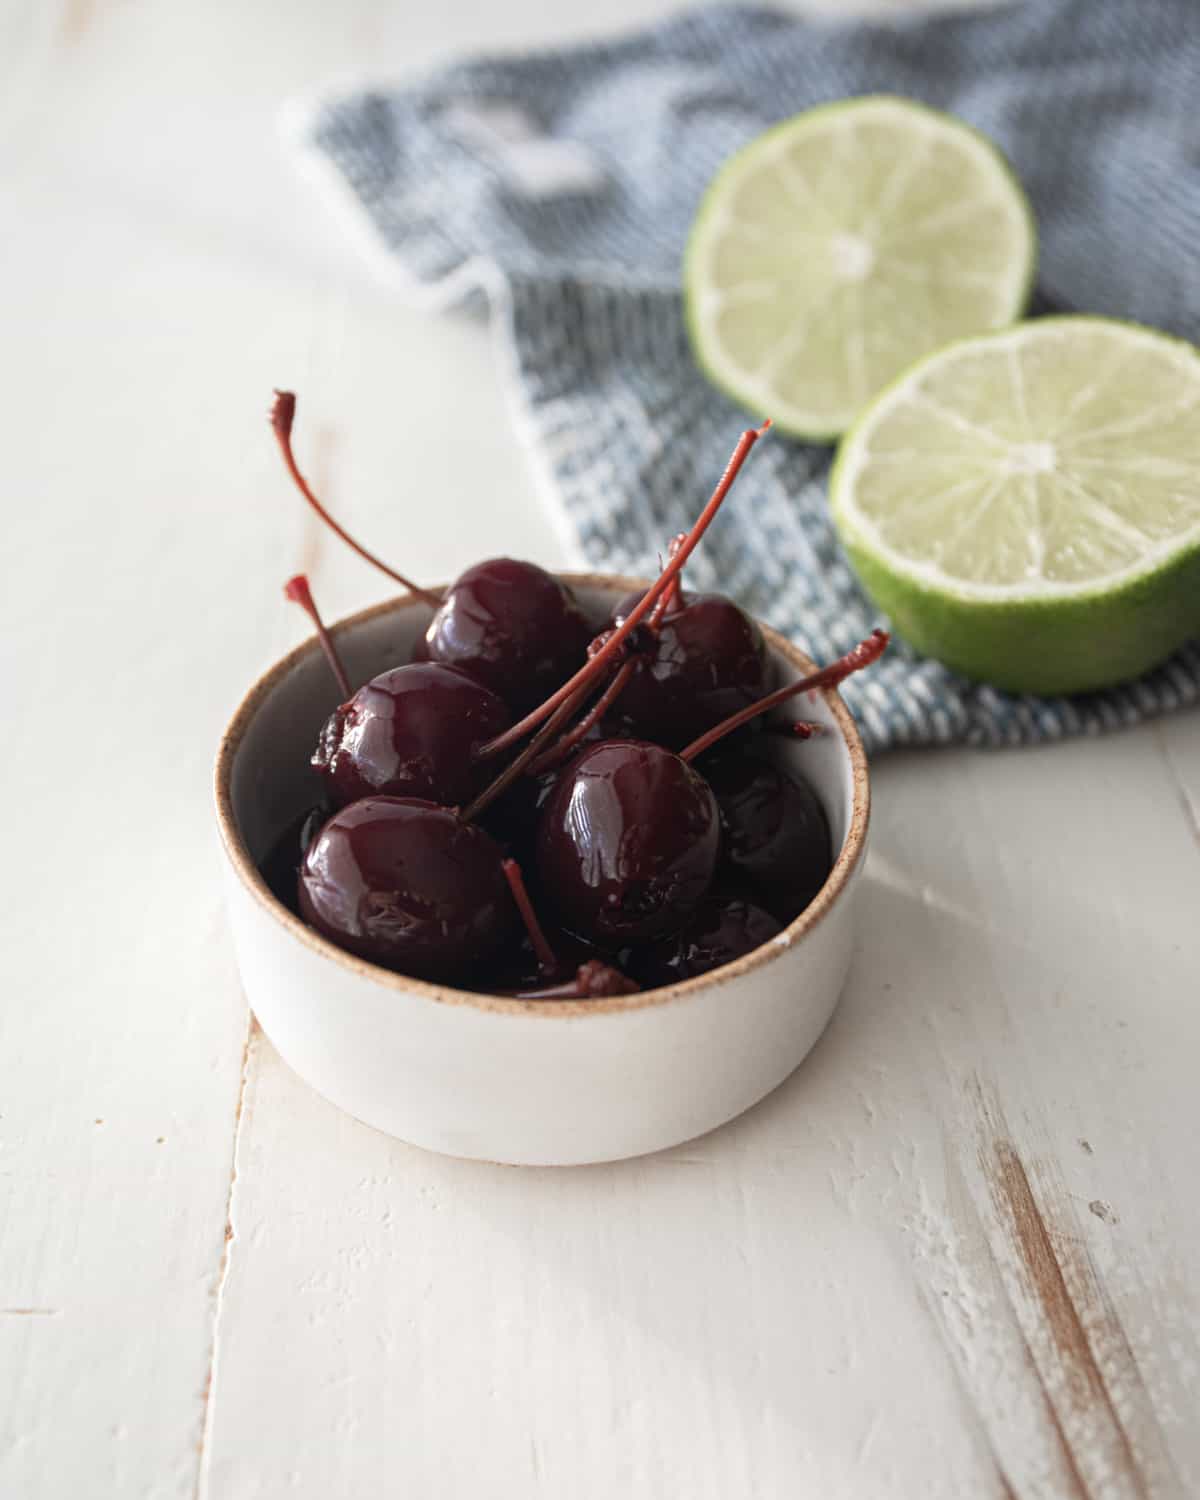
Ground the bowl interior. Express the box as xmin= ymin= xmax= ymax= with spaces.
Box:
xmin=221 ymin=577 xmax=868 ymax=1000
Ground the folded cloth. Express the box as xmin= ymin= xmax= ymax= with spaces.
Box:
xmin=291 ymin=0 xmax=1200 ymax=751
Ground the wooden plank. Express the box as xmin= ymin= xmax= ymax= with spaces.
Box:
xmin=863 ymin=729 xmax=1200 ymax=1498
xmin=202 ymin=1036 xmax=994 ymax=1500
xmin=0 ymin=0 xmax=593 ymax=1488
xmin=0 ymin=188 xmax=297 ymax=1495
xmin=200 ymin=726 xmax=1200 ymax=1498
xmin=3 ymin=1 xmax=1194 ymax=1496
xmin=0 ymin=154 xmax=576 ymax=1500
xmin=1158 ymin=712 xmax=1200 ymax=854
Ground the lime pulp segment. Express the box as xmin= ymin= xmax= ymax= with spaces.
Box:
xmin=830 ymin=317 xmax=1200 ymax=693
xmin=684 ymin=96 xmax=1037 ymax=440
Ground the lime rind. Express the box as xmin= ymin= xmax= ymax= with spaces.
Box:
xmin=829 ymin=316 xmax=1200 ymax=694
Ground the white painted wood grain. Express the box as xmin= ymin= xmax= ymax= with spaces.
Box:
xmin=0 ymin=6 xmax=707 ymax=1497
xmin=1159 ymin=713 xmax=1200 ymax=851
xmin=1 ymin=1 xmax=1195 ymax=1497
xmin=868 ymin=731 xmax=1200 ymax=1497
xmin=199 ymin=728 xmax=1200 ymax=1499
xmin=0 ymin=192 xmax=274 ymax=1500
xmin=204 ymin=1032 xmax=991 ymax=1500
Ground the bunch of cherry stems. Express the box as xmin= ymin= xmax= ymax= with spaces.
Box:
xmin=274 ymin=394 xmax=884 ymax=821
xmin=274 ymin=394 xmax=886 ymax=986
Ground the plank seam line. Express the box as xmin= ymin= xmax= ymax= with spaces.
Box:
xmin=1154 ymin=721 xmax=1200 ymax=854
xmin=193 ymin=1014 xmax=256 ymax=1500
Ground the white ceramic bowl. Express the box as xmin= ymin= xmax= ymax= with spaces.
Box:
xmin=214 ymin=575 xmax=869 ymax=1166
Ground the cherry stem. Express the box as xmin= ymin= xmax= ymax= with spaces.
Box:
xmin=501 ymin=860 xmax=558 ymax=976
xmin=529 ymin=657 xmax=639 ymax=774
xmin=477 ymin=419 xmax=771 ymax=761
xmin=511 ymin=960 xmax=639 ymax=1000
xmin=458 ymin=684 xmax=589 ymax=824
xmin=270 ymin=392 xmax=443 ymax=608
xmin=679 ymin=630 xmax=890 ymax=763
xmin=648 ymin=532 xmax=689 ymax=629
xmin=767 ymin=719 xmax=822 ymax=741
xmin=283 ymin=574 xmax=352 ymax=699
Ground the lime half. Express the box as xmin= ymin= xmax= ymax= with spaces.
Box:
xmin=684 ymin=96 xmax=1036 ymax=440
xmin=830 ymin=317 xmax=1200 ymax=694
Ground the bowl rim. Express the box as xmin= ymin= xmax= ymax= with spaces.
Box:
xmin=214 ymin=572 xmax=870 ymax=1018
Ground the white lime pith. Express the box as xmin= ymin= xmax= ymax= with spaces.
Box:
xmin=830 ymin=317 xmax=1200 ymax=694
xmin=684 ymin=96 xmax=1036 ymax=441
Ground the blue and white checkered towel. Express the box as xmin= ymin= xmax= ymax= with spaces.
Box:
xmin=292 ymin=0 xmax=1200 ymax=751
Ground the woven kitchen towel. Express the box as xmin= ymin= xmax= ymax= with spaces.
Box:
xmin=291 ymin=0 xmax=1200 ymax=752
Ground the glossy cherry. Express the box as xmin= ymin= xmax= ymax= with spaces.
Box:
xmin=482 ymin=920 xmax=593 ymax=988
xmin=260 ymin=803 xmax=331 ymax=916
xmin=700 ymin=750 xmax=832 ymax=925
xmin=298 ymin=797 xmax=518 ymax=980
xmin=510 ymin=960 xmax=640 ymax=999
xmin=677 ymin=629 xmax=888 ymax=763
xmin=422 ymin=558 xmax=592 ymax=712
xmin=478 ymin=763 xmax=563 ymax=863
xmin=632 ymin=894 xmax=782 ymax=988
xmin=469 ymin=420 xmax=773 ymax=764
xmin=264 ymin=414 xmax=853 ymax=993
xmin=610 ymin=587 xmax=687 ymax=626
xmin=483 ymin=896 xmax=611 ymax=988
xmin=313 ymin=663 xmax=511 ymax=809
xmin=536 ymin=739 xmax=720 ymax=945
xmin=607 ymin=591 xmax=771 ymax=749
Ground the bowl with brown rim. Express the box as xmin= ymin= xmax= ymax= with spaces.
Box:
xmin=214 ymin=575 xmax=870 ymax=1165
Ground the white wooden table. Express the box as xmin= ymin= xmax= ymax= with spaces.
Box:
xmin=3 ymin=3 xmax=1198 ymax=1496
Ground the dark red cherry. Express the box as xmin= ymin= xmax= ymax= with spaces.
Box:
xmin=536 ymin=739 xmax=720 ymax=945
xmin=607 ymin=593 xmax=771 ymax=750
xmin=478 ymin=859 xmax=632 ymax=996
xmin=632 ymin=895 xmax=782 ymax=988
xmin=483 ymin=921 xmax=600 ymax=994
xmin=423 ymin=558 xmax=592 ymax=711
xmin=470 ymin=422 xmax=775 ymax=764
xmin=259 ymin=803 xmax=331 ymax=915
xmin=477 ymin=763 xmax=562 ymax=862
xmin=610 ymin=587 xmax=689 ymax=625
xmin=299 ymin=803 xmax=330 ymax=853
xmin=579 ymin=592 xmax=617 ymax=639
xmin=313 ymin=663 xmax=510 ymax=809
xmin=510 ymin=960 xmax=640 ymax=999
xmin=298 ymin=797 xmax=518 ymax=980
xmin=701 ymin=750 xmax=832 ymax=925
